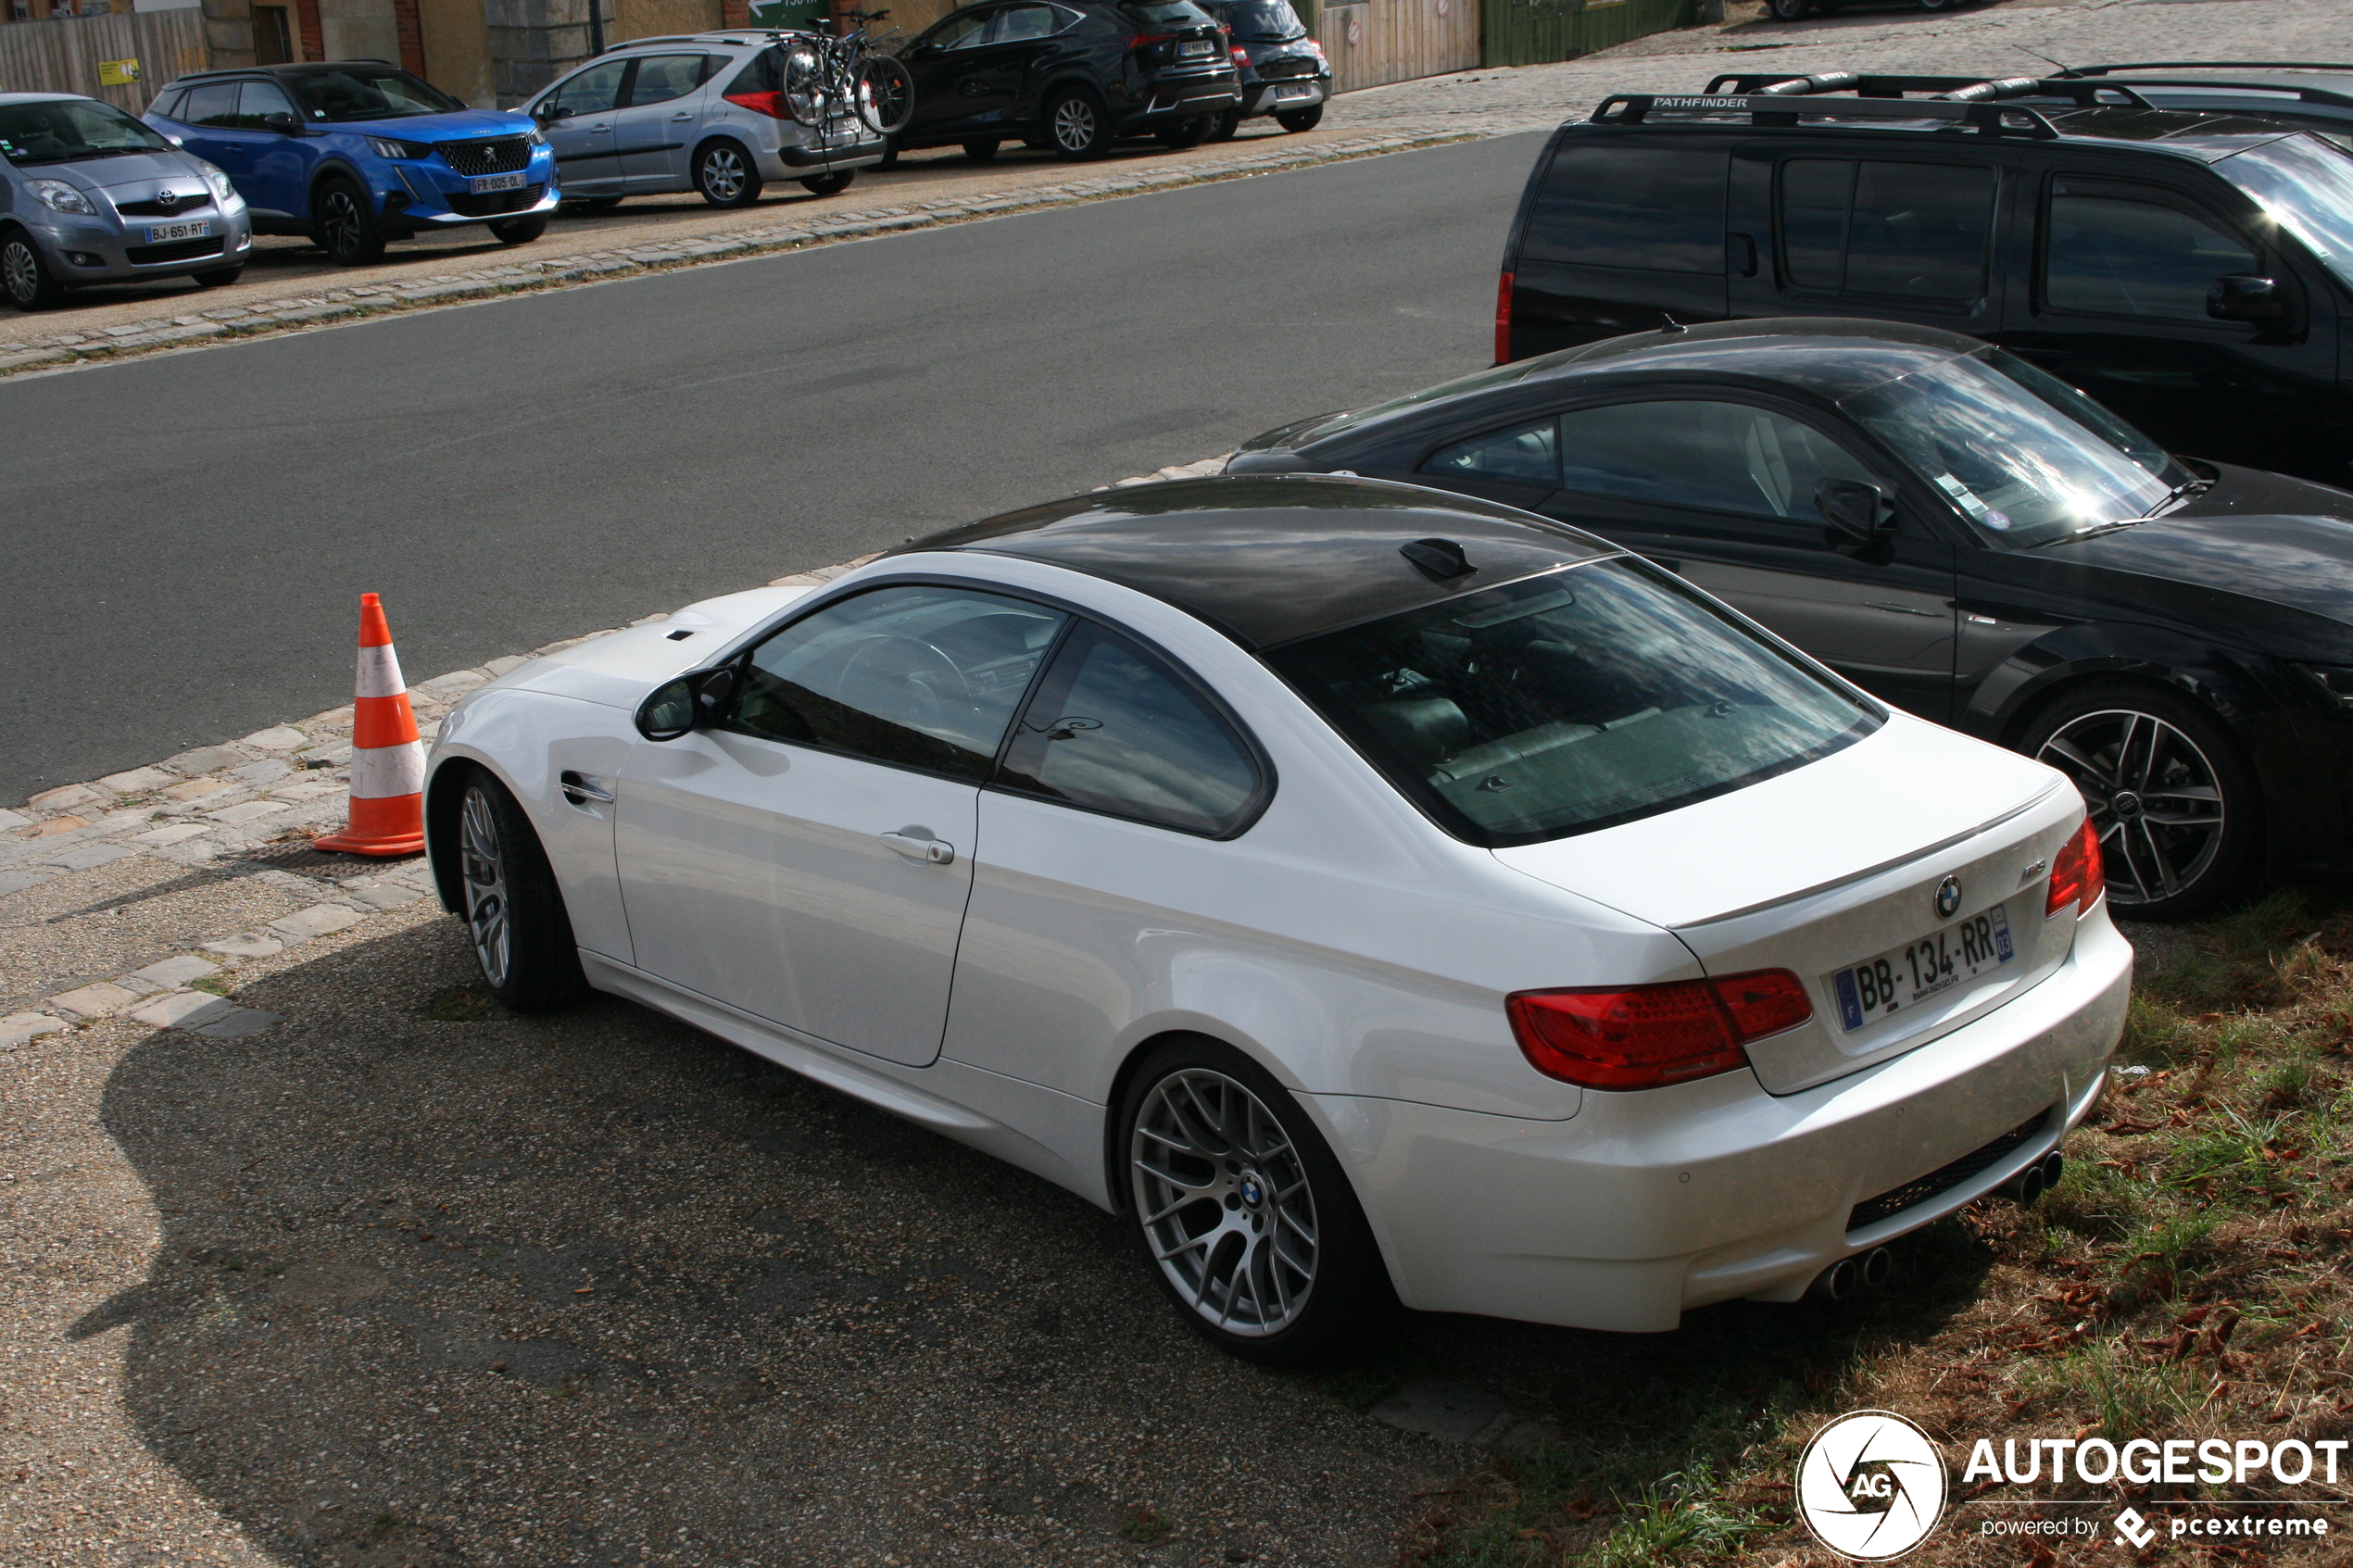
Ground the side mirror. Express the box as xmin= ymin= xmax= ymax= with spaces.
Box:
xmin=2208 ymin=273 xmax=2286 ymax=324
xmin=635 ymin=667 xmax=736 ymax=741
xmin=1815 ymin=477 xmax=1895 ymax=546
xmin=258 ymin=111 xmax=300 ymax=134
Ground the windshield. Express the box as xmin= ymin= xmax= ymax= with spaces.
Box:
xmin=0 ymin=98 xmax=173 ymax=165
xmin=1838 ymin=347 xmax=2189 ymax=546
xmin=286 ymin=66 xmax=465 ymax=122
xmin=2219 ymin=132 xmax=2353 ymax=293
xmin=1265 ymin=558 xmax=1877 ymax=847
xmin=1205 ymin=0 xmax=1305 ymax=37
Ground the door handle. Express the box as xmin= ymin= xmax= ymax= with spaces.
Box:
xmin=559 ymin=770 xmax=615 ymax=805
xmin=1727 ymin=231 xmax=1757 ymax=279
xmin=590 ymin=121 xmax=610 ymax=132
xmin=671 ymin=111 xmax=694 ymax=120
xmin=879 ymin=830 xmax=955 ymax=865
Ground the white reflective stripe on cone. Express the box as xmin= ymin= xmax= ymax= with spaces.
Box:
xmin=348 ymin=741 xmax=426 ymax=800
xmin=356 ymin=643 xmax=408 ymax=702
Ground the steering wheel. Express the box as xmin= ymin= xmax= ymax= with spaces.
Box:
xmin=834 ymin=635 xmax=970 ymax=733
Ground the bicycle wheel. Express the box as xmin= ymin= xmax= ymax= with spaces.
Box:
xmin=782 ymin=45 xmax=825 ymax=126
xmin=859 ymin=55 xmax=914 ymax=135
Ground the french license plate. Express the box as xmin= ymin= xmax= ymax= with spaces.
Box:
xmin=470 ymin=172 xmax=526 ymax=194
xmin=1178 ymin=38 xmax=1214 ymax=56
xmin=145 ymin=220 xmax=211 ymax=244
xmin=1831 ymin=903 xmax=2015 ymax=1032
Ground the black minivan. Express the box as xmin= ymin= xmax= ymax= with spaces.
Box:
xmin=1494 ymin=83 xmax=2353 ymax=486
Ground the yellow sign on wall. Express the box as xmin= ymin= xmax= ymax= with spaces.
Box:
xmin=97 ymin=57 xmax=142 ymax=85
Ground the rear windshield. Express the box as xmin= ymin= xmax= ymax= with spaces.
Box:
xmin=0 ymin=98 xmax=173 ymax=165
xmin=1119 ymin=0 xmax=1214 ymax=24
xmin=286 ymin=66 xmax=465 ymax=122
xmin=1265 ymin=558 xmax=1878 ymax=847
xmin=1203 ymin=0 xmax=1304 ymax=37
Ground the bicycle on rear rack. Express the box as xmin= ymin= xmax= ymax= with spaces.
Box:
xmin=784 ymin=6 xmax=915 ymax=140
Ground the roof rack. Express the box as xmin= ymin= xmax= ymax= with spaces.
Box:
xmin=1702 ymin=71 xmax=2155 ymax=109
xmin=1591 ymin=92 xmax=2059 ymax=138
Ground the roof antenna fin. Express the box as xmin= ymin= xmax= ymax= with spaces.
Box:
xmin=1659 ymin=312 xmax=1687 ymax=334
xmin=1400 ymin=538 xmax=1474 ymax=583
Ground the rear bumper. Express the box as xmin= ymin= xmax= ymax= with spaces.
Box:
xmin=779 ymin=134 xmax=887 ymax=169
xmin=1126 ymin=77 xmax=1243 ymax=124
xmin=1241 ymin=77 xmax=1328 ymax=116
xmin=1305 ymin=906 xmax=2133 ymax=1333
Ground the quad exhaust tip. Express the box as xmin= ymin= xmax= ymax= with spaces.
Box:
xmin=1810 ymin=1247 xmax=1893 ymax=1301
xmin=2006 ymin=1149 xmax=2067 ymax=1207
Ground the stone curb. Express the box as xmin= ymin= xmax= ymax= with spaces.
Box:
xmin=0 ymin=131 xmax=1469 ymax=373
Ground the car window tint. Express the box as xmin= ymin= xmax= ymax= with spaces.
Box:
xmin=997 ymin=623 xmax=1263 ymax=835
xmin=626 ymin=54 xmax=711 ymax=106
xmin=149 ymin=89 xmax=187 ymax=120
xmin=181 ymin=82 xmax=243 ymax=127
xmin=1519 ymin=144 xmax=1729 ymax=275
xmin=238 ymin=79 xmax=300 ymax=123
xmin=734 ymin=586 xmax=1068 ymax=779
xmin=1780 ymin=158 xmax=1851 ymax=290
xmin=1778 ymin=158 xmax=1994 ymax=300
xmin=2045 ymin=182 xmax=2259 ymax=320
xmin=990 ymin=3 xmax=1057 ymax=41
xmin=1421 ymin=419 xmax=1560 ymax=487
xmin=1265 ymin=559 xmax=1876 ymax=847
xmin=931 ymin=10 xmax=990 ymax=48
xmin=1555 ymin=400 xmax=1881 ymax=521
xmin=548 ymin=58 xmax=629 ymax=118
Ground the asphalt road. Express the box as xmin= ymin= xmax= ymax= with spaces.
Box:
xmin=0 ymin=131 xmax=1539 ymax=804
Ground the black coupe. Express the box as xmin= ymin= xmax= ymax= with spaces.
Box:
xmin=1229 ymin=318 xmax=2353 ymax=919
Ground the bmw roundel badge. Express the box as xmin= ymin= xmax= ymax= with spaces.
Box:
xmin=1933 ymin=875 xmax=1962 ymax=920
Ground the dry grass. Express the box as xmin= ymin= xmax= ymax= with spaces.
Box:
xmin=1406 ymin=890 xmax=2353 ymax=1567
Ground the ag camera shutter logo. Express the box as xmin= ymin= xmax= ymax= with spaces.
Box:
xmin=1797 ymin=1411 xmax=1948 ymax=1560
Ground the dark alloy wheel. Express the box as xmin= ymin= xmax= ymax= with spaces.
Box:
xmin=2021 ymin=683 xmax=2261 ymax=921
xmin=1119 ymin=1037 xmax=1389 ymax=1362
xmin=488 ymin=214 xmax=547 ymax=245
xmin=694 ymin=140 xmax=763 ymax=207
xmin=454 ymin=770 xmax=587 ymax=1011
xmin=1272 ymin=103 xmax=1323 ymax=132
xmin=1156 ymin=115 xmax=1212 ymax=149
xmin=1769 ymin=0 xmax=1811 ymax=15
xmin=1045 ymin=86 xmax=1112 ymax=159
xmin=0 ymin=232 xmax=63 ymax=309
xmin=962 ymin=137 xmax=1001 ymax=161
xmin=314 ymin=177 xmax=384 ymax=265
xmin=189 ymin=264 xmax=243 ymax=287
xmin=1206 ymin=107 xmax=1240 ymax=142
xmin=799 ymin=169 xmax=856 ymax=194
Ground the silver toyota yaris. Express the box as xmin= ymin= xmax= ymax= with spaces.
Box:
xmin=0 ymin=91 xmax=255 ymax=311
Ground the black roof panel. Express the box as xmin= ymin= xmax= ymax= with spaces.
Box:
xmin=909 ymin=475 xmax=1615 ymax=649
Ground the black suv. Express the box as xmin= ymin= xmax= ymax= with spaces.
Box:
xmin=1494 ymin=78 xmax=2353 ymax=486
xmin=1195 ymin=0 xmax=1330 ymax=138
xmin=890 ymin=0 xmax=1241 ymax=160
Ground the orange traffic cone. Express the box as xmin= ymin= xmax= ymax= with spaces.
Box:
xmin=314 ymin=592 xmax=428 ymax=857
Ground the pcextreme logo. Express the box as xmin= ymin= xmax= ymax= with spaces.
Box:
xmin=1797 ymin=1411 xmax=1949 ymax=1561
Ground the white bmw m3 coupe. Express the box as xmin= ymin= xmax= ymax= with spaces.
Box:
xmin=422 ymin=475 xmax=2130 ymax=1361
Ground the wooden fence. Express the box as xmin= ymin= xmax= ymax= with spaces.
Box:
xmin=1309 ymin=0 xmax=1480 ymax=98
xmin=1480 ymin=0 xmax=1692 ymax=70
xmin=0 ymin=7 xmax=210 ymax=113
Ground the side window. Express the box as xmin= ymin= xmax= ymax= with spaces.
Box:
xmin=237 ymin=79 xmax=300 ymax=125
xmin=626 ymin=54 xmax=712 ymax=107
xmin=1555 ymin=400 xmax=1882 ymax=524
xmin=930 ymin=8 xmax=992 ymax=48
xmin=1518 ymin=144 xmax=1729 ymax=275
xmin=991 ymin=3 xmax=1057 ymax=40
xmin=547 ymin=58 xmax=629 ymax=119
xmin=181 ymin=82 xmax=243 ymax=127
xmin=1776 ymin=158 xmax=1997 ymax=302
xmin=150 ymin=88 xmax=187 ymax=120
xmin=2043 ymin=180 xmax=2259 ymax=320
xmin=997 ymin=623 xmax=1265 ymax=836
xmin=733 ymin=585 xmax=1068 ymax=780
xmin=1421 ymin=418 xmax=1559 ymax=487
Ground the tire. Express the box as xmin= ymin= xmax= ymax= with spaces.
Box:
xmin=860 ymin=55 xmax=916 ymax=135
xmin=189 ymin=264 xmax=243 ymax=287
xmin=1118 ymin=1036 xmax=1390 ymax=1363
xmin=454 ymin=769 xmax=587 ymax=1011
xmin=487 ymin=214 xmax=547 ymax=245
xmin=2017 ymin=681 xmax=2263 ymax=922
xmin=1206 ymin=107 xmax=1241 ymax=142
xmin=313 ymin=176 xmax=384 ymax=265
xmin=961 ymin=137 xmax=1001 ymax=161
xmin=693 ymin=139 xmax=763 ymax=207
xmin=1769 ymin=0 xmax=1811 ymax=17
xmin=1273 ymin=103 xmax=1323 ymax=132
xmin=876 ymin=135 xmax=902 ymax=169
xmin=799 ymin=169 xmax=856 ymax=194
xmin=1156 ymin=115 xmax=1212 ymax=149
xmin=1044 ymin=84 xmax=1113 ymax=159
xmin=0 ymin=230 xmax=65 ymax=310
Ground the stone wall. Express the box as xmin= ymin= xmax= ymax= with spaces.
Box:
xmin=484 ymin=0 xmax=597 ymax=102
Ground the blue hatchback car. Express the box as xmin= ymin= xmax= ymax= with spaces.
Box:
xmin=144 ymin=60 xmax=557 ymax=265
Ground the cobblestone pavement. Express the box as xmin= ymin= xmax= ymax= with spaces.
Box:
xmin=8 ymin=0 xmax=2345 ymax=369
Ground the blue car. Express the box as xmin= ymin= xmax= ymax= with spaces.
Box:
xmin=144 ymin=60 xmax=557 ymax=265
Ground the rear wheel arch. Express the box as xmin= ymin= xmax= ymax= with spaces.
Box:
xmin=1099 ymin=1027 xmax=1316 ymax=1217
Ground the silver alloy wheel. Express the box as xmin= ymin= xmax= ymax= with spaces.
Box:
xmin=320 ymin=188 xmax=362 ymax=257
xmin=1051 ymin=95 xmax=1099 ymax=153
xmin=459 ymin=785 xmax=512 ymax=990
xmin=1130 ymin=1068 xmax=1317 ymax=1336
xmin=2034 ymin=708 xmax=2225 ymax=908
xmin=2 ymin=239 xmax=38 ymax=307
xmin=699 ymin=145 xmax=747 ymax=203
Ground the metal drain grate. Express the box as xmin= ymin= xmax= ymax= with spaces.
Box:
xmin=237 ymin=841 xmax=370 ymax=876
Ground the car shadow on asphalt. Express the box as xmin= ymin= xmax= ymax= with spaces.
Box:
xmin=70 ymin=910 xmax=1996 ymax=1564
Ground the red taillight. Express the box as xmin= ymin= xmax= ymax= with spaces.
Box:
xmin=2045 ymin=817 xmax=2106 ymax=918
xmin=1506 ymin=971 xmax=1810 ymax=1091
xmin=1493 ymin=270 xmax=1515 ymax=364
xmin=724 ymin=90 xmax=791 ymax=119
xmin=1127 ymin=30 xmax=1177 ymax=47
xmin=1231 ymin=44 xmax=1250 ymax=65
